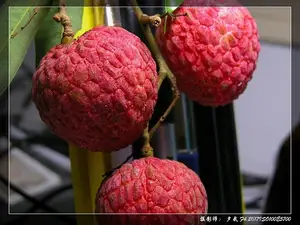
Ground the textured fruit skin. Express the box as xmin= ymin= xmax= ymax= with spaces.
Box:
xmin=95 ymin=157 xmax=207 ymax=225
xmin=32 ymin=26 xmax=158 ymax=152
xmin=156 ymin=1 xmax=260 ymax=106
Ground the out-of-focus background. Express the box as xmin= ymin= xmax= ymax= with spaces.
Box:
xmin=0 ymin=2 xmax=293 ymax=225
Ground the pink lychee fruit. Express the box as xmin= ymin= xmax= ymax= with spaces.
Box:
xmin=32 ymin=26 xmax=158 ymax=152
xmin=95 ymin=156 xmax=208 ymax=225
xmin=156 ymin=0 xmax=260 ymax=106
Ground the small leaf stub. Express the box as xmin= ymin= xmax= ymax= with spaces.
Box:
xmin=163 ymin=0 xmax=185 ymax=34
xmin=164 ymin=0 xmax=184 ymax=13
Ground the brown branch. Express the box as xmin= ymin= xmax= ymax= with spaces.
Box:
xmin=53 ymin=0 xmax=74 ymax=44
xmin=11 ymin=7 xmax=40 ymax=39
xmin=149 ymin=76 xmax=180 ymax=138
xmin=137 ymin=10 xmax=188 ymax=28
xmin=139 ymin=14 xmax=162 ymax=27
xmin=131 ymin=0 xmax=181 ymax=144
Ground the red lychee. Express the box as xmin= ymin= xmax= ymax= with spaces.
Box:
xmin=32 ymin=26 xmax=158 ymax=152
xmin=156 ymin=0 xmax=260 ymax=106
xmin=95 ymin=157 xmax=208 ymax=225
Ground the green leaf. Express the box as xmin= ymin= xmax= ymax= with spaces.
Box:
xmin=164 ymin=0 xmax=184 ymax=13
xmin=35 ymin=0 xmax=83 ymax=66
xmin=0 ymin=0 xmax=52 ymax=96
xmin=34 ymin=0 xmax=61 ymax=66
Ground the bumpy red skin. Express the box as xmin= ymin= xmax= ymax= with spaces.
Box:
xmin=95 ymin=157 xmax=208 ymax=225
xmin=32 ymin=26 xmax=158 ymax=152
xmin=156 ymin=1 xmax=260 ymax=106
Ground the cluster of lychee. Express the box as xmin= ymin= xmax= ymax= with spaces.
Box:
xmin=32 ymin=0 xmax=260 ymax=224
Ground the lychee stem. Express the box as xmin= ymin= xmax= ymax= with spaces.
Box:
xmin=138 ymin=11 xmax=188 ymax=28
xmin=139 ymin=14 xmax=162 ymax=27
xmin=131 ymin=0 xmax=181 ymax=139
xmin=149 ymin=77 xmax=180 ymax=138
xmin=53 ymin=0 xmax=74 ymax=44
xmin=141 ymin=124 xmax=154 ymax=157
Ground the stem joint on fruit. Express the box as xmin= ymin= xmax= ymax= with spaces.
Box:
xmin=141 ymin=124 xmax=154 ymax=157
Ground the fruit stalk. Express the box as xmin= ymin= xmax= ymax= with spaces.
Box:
xmin=53 ymin=0 xmax=74 ymax=44
xmin=130 ymin=0 xmax=180 ymax=139
xmin=141 ymin=123 xmax=154 ymax=156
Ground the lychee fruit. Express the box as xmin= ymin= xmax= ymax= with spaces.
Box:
xmin=32 ymin=26 xmax=158 ymax=152
xmin=155 ymin=0 xmax=260 ymax=106
xmin=95 ymin=156 xmax=208 ymax=225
